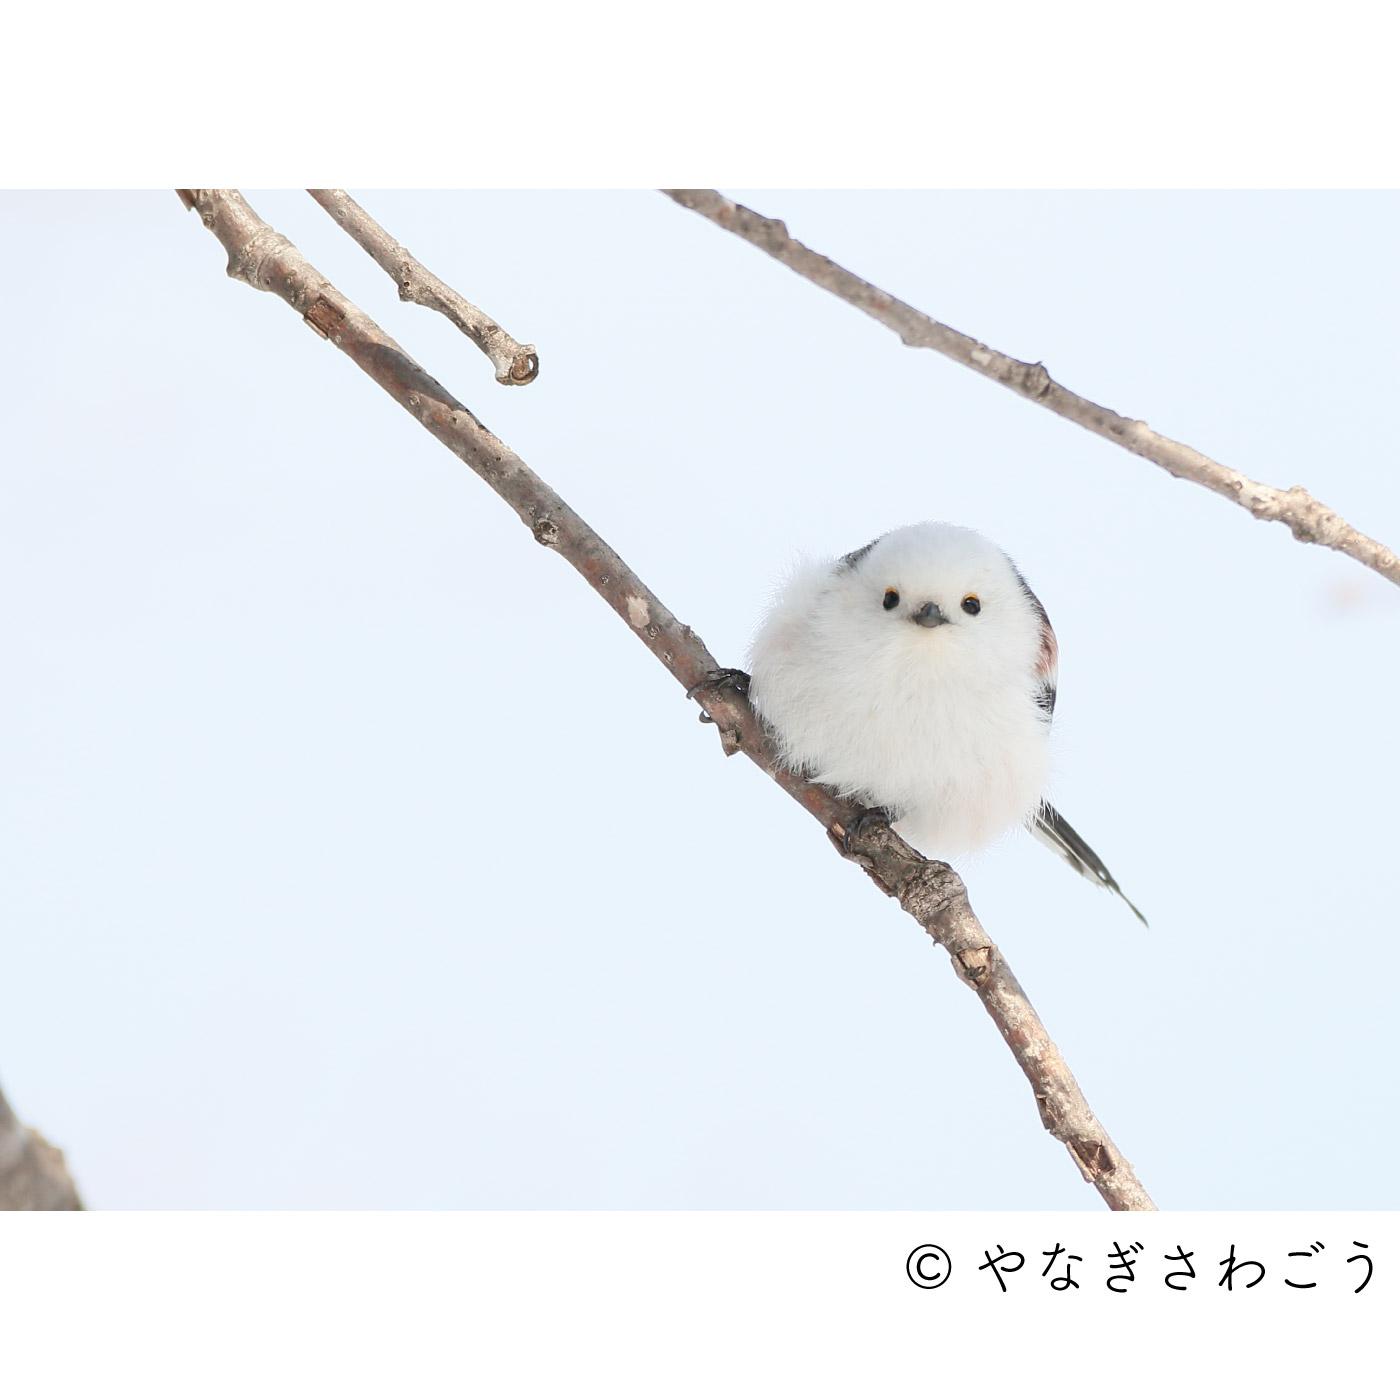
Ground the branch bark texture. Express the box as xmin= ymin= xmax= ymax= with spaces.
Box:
xmin=663 ymin=188 xmax=1400 ymax=591
xmin=181 ymin=189 xmax=1155 ymax=1212
xmin=0 ymin=1082 xmax=82 ymax=1210
xmin=306 ymin=189 xmax=538 ymax=386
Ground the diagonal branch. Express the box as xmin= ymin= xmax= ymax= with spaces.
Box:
xmin=306 ymin=188 xmax=538 ymax=386
xmin=179 ymin=189 xmax=1156 ymax=1212
xmin=662 ymin=188 xmax=1400 ymax=591
xmin=0 ymin=1080 xmax=82 ymax=1210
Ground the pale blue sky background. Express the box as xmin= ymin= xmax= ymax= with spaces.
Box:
xmin=2 ymin=191 xmax=1397 ymax=1209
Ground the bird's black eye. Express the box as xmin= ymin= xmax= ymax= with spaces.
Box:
xmin=961 ymin=595 xmax=981 ymax=616
xmin=883 ymin=588 xmax=900 ymax=611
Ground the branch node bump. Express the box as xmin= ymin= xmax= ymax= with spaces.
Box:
xmin=228 ymin=226 xmax=296 ymax=290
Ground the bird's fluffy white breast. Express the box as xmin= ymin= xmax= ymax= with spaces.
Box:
xmin=747 ymin=523 xmax=1052 ymax=858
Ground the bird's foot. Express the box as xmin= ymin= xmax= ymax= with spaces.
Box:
xmin=686 ymin=667 xmax=750 ymax=701
xmin=687 ymin=668 xmax=751 ymax=718
xmin=841 ymin=805 xmax=894 ymax=855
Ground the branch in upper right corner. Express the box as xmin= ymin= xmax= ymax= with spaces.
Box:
xmin=661 ymin=189 xmax=1400 ymax=591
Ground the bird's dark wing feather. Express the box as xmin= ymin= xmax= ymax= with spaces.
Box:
xmin=1009 ymin=564 xmax=1059 ymax=724
xmin=1030 ymin=801 xmax=1147 ymax=926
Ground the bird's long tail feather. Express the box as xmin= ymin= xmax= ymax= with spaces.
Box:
xmin=1030 ymin=802 xmax=1148 ymax=926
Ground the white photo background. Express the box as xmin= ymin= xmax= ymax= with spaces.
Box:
xmin=1 ymin=190 xmax=1395 ymax=1209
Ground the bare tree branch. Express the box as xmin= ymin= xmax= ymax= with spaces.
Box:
xmin=306 ymin=189 xmax=539 ymax=386
xmin=0 ymin=1081 xmax=82 ymax=1210
xmin=180 ymin=189 xmax=1155 ymax=1211
xmin=662 ymin=188 xmax=1400 ymax=591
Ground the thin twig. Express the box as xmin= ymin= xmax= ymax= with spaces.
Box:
xmin=179 ymin=188 xmax=1156 ymax=1211
xmin=0 ymin=1081 xmax=82 ymax=1210
xmin=662 ymin=189 xmax=1400 ymax=591
xmin=307 ymin=189 xmax=538 ymax=386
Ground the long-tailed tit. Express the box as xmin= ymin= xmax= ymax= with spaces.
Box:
xmin=746 ymin=521 xmax=1145 ymax=923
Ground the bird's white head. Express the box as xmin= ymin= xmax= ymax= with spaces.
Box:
xmin=825 ymin=522 xmax=1055 ymax=697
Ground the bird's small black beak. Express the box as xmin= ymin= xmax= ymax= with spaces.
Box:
xmin=911 ymin=601 xmax=948 ymax=628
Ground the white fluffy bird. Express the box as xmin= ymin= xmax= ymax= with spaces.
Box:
xmin=747 ymin=521 xmax=1144 ymax=923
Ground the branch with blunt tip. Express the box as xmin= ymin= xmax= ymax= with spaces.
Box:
xmin=180 ymin=188 xmax=1155 ymax=1212
xmin=306 ymin=189 xmax=538 ymax=386
xmin=0 ymin=1080 xmax=82 ymax=1210
xmin=662 ymin=188 xmax=1400 ymax=592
